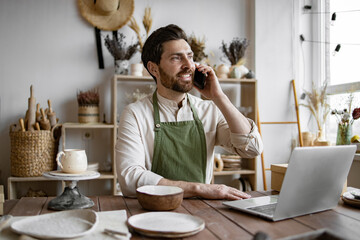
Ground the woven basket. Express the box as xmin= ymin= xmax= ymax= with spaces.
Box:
xmin=78 ymin=105 xmax=99 ymax=123
xmin=9 ymin=124 xmax=61 ymax=177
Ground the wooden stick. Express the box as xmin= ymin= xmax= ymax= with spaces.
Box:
xmin=35 ymin=122 xmax=40 ymax=131
xmin=27 ymin=85 xmax=36 ymax=131
xmin=40 ymin=108 xmax=51 ymax=130
xmin=36 ymin=103 xmax=41 ymax=122
xmin=256 ymin=103 xmax=267 ymax=191
xmin=47 ymin=99 xmax=57 ymax=127
xmin=19 ymin=118 xmax=25 ymax=132
xmin=291 ymin=79 xmax=303 ymax=147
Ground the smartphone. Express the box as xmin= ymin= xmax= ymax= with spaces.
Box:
xmin=193 ymin=69 xmax=206 ymax=89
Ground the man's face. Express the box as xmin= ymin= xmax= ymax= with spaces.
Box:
xmin=157 ymin=39 xmax=195 ymax=93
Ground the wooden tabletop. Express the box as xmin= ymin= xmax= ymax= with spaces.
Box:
xmin=3 ymin=190 xmax=360 ymax=239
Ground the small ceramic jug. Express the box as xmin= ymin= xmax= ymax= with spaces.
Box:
xmin=56 ymin=149 xmax=88 ymax=173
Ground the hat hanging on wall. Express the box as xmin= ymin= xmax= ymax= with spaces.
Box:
xmin=77 ymin=0 xmax=134 ymax=31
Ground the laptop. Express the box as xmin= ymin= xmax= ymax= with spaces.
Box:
xmin=223 ymin=145 xmax=356 ymax=221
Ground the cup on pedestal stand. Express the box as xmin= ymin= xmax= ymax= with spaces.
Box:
xmin=43 ymin=149 xmax=100 ymax=210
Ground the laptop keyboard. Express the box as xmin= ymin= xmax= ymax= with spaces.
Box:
xmin=248 ymin=203 xmax=277 ymax=216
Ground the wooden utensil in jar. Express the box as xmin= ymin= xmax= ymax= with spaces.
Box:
xmin=40 ymin=108 xmax=51 ymax=130
xmin=47 ymin=99 xmax=57 ymax=127
xmin=27 ymin=85 xmax=36 ymax=131
xmin=19 ymin=118 xmax=25 ymax=132
xmin=36 ymin=103 xmax=42 ymax=122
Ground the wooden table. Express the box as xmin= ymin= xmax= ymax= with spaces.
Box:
xmin=3 ymin=191 xmax=360 ymax=239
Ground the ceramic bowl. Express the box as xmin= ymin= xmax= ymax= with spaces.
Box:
xmin=136 ymin=185 xmax=184 ymax=211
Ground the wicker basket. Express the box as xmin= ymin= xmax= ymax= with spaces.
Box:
xmin=9 ymin=124 xmax=61 ymax=177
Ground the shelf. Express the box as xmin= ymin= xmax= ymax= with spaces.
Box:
xmin=7 ymin=172 xmax=116 ymax=200
xmin=114 ymin=74 xmax=256 ymax=83
xmin=213 ymin=169 xmax=256 ymax=176
xmin=62 ymin=122 xmax=115 ymax=129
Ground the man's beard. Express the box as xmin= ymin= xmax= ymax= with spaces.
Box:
xmin=159 ymin=66 xmax=193 ymax=93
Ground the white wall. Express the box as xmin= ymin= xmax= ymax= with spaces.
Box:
xmin=254 ymin=0 xmax=317 ymax=190
xmin=0 ymin=0 xmax=259 ymax=197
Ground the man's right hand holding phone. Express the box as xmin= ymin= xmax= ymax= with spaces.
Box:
xmin=194 ymin=64 xmax=224 ymax=101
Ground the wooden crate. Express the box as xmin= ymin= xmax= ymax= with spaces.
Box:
xmin=271 ymin=164 xmax=288 ymax=191
xmin=271 ymin=164 xmax=347 ymax=194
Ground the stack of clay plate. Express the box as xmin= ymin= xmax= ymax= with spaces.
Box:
xmin=87 ymin=162 xmax=99 ymax=172
xmin=342 ymin=190 xmax=360 ymax=208
xmin=221 ymin=155 xmax=242 ymax=171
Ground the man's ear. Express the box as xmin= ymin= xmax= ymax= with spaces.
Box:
xmin=147 ymin=61 xmax=159 ymax=78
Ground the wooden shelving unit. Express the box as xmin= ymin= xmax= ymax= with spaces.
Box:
xmin=7 ymin=75 xmax=258 ymax=199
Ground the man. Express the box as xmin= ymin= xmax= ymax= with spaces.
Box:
xmin=116 ymin=24 xmax=263 ymax=199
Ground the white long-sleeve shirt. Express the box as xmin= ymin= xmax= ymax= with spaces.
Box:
xmin=115 ymin=92 xmax=263 ymax=197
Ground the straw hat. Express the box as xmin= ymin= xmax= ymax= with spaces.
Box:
xmin=78 ymin=0 xmax=134 ymax=31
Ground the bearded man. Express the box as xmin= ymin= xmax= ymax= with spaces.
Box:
xmin=115 ymin=24 xmax=263 ymax=199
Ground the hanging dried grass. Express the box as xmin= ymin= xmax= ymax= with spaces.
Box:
xmin=143 ymin=7 xmax=152 ymax=38
xmin=128 ymin=7 xmax=153 ymax=51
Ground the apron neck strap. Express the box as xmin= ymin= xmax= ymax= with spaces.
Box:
xmin=152 ymin=91 xmax=201 ymax=124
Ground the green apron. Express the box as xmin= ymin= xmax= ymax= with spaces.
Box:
xmin=151 ymin=91 xmax=207 ymax=183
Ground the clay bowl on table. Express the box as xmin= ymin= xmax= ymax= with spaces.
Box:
xmin=136 ymin=185 xmax=184 ymax=211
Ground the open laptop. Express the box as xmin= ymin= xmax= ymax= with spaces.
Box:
xmin=223 ymin=145 xmax=356 ymax=221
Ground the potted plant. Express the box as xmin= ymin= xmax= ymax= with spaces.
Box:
xmin=331 ymin=93 xmax=360 ymax=145
xmin=104 ymin=33 xmax=139 ymax=75
xmin=220 ymin=38 xmax=251 ymax=79
xmin=77 ymin=89 xmax=100 ymax=123
xmin=300 ymin=83 xmax=331 ymax=145
xmin=188 ymin=34 xmax=208 ymax=64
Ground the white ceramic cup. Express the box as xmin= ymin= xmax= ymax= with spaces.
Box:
xmin=56 ymin=149 xmax=88 ymax=173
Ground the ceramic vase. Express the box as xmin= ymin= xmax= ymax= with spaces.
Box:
xmin=336 ymin=123 xmax=352 ymax=145
xmin=115 ymin=60 xmax=129 ymax=75
xmin=302 ymin=131 xmax=315 ymax=146
xmin=216 ymin=64 xmax=230 ymax=79
xmin=229 ymin=65 xmax=249 ymax=79
xmin=313 ymin=129 xmax=331 ymax=146
xmin=131 ymin=63 xmax=144 ymax=76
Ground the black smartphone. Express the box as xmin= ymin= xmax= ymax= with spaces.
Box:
xmin=193 ymin=69 xmax=206 ymax=89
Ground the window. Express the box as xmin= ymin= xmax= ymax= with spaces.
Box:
xmin=322 ymin=0 xmax=360 ymax=141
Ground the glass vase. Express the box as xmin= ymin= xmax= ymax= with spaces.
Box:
xmin=336 ymin=123 xmax=352 ymax=145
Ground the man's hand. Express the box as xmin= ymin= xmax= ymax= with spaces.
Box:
xmin=194 ymin=64 xmax=224 ymax=101
xmin=158 ymin=178 xmax=251 ymax=200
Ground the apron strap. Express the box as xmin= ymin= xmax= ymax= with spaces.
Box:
xmin=152 ymin=91 xmax=161 ymax=131
xmin=153 ymin=91 xmax=200 ymax=123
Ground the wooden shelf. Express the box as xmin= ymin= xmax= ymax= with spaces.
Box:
xmin=62 ymin=123 xmax=115 ymax=129
xmin=213 ymin=169 xmax=256 ymax=176
xmin=7 ymin=172 xmax=116 ymax=199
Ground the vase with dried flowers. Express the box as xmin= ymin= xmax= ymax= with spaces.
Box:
xmin=331 ymin=93 xmax=360 ymax=145
xmin=220 ymin=38 xmax=251 ymax=79
xmin=104 ymin=33 xmax=139 ymax=75
xmin=77 ymin=89 xmax=100 ymax=123
xmin=128 ymin=7 xmax=153 ymax=76
xmin=300 ymin=83 xmax=331 ymax=146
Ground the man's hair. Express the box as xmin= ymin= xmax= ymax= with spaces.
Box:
xmin=141 ymin=24 xmax=188 ymax=82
